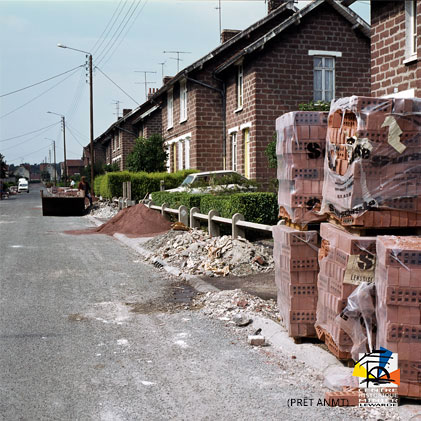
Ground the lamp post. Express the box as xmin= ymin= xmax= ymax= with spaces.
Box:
xmin=44 ymin=138 xmax=57 ymax=185
xmin=47 ymin=111 xmax=67 ymax=184
xmin=57 ymin=43 xmax=94 ymax=196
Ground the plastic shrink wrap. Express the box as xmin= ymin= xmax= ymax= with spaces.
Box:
xmin=321 ymin=96 xmax=421 ymax=227
xmin=273 ymin=224 xmax=319 ymax=337
xmin=376 ymin=236 xmax=421 ymax=398
xmin=316 ymin=222 xmax=376 ymax=358
xmin=276 ymin=111 xmax=328 ymax=224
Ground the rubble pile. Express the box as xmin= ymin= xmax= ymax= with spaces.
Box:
xmin=143 ymin=229 xmax=274 ymax=277
xmin=90 ymin=201 xmax=119 ymax=219
xmin=194 ymin=289 xmax=279 ymax=321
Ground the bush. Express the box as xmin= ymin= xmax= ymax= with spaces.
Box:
xmin=94 ymin=169 xmax=198 ymax=200
xmin=151 ymin=191 xmax=278 ymax=225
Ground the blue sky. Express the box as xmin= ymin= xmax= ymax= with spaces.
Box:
xmin=0 ymin=0 xmax=370 ymax=165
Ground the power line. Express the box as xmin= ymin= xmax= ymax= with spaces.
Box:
xmin=0 ymin=64 xmax=84 ymax=98
xmin=95 ymin=66 xmax=140 ymax=105
xmin=66 ymin=122 xmax=89 ymax=143
xmin=66 ymin=125 xmax=86 ymax=147
xmin=99 ymin=0 xmax=149 ymax=69
xmin=7 ymin=144 xmax=51 ymax=163
xmin=1 ymin=129 xmax=54 ymax=152
xmin=0 ymin=68 xmax=82 ymax=120
xmin=0 ymin=122 xmax=60 ymax=143
xmin=91 ymin=0 xmax=127 ymax=55
xmin=94 ymin=0 xmax=140 ymax=65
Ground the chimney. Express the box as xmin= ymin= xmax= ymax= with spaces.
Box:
xmin=220 ymin=29 xmax=241 ymax=44
xmin=122 ymin=108 xmax=132 ymax=116
xmin=163 ymin=76 xmax=173 ymax=85
xmin=148 ymin=88 xmax=158 ymax=99
xmin=268 ymin=0 xmax=288 ymax=14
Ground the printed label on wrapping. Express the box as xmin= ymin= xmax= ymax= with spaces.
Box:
xmin=343 ymin=254 xmax=376 ymax=285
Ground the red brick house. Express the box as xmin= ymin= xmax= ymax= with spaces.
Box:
xmin=146 ymin=0 xmax=370 ymax=185
xmin=214 ymin=0 xmax=371 ymax=185
xmin=61 ymin=159 xmax=84 ymax=177
xmin=89 ymin=97 xmax=162 ymax=170
xmin=368 ymin=0 xmax=420 ymax=98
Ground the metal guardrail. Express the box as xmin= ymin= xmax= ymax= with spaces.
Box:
xmin=146 ymin=201 xmax=273 ymax=239
xmin=117 ymin=181 xmax=274 ymax=238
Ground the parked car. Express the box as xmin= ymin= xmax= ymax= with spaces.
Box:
xmin=164 ymin=170 xmax=257 ymax=194
xmin=18 ymin=178 xmax=29 ymax=193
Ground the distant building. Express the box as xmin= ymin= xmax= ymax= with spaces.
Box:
xmin=13 ymin=165 xmax=30 ymax=180
xmin=61 ymin=159 xmax=84 ymax=177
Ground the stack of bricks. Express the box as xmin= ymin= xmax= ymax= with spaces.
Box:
xmin=322 ymin=96 xmax=421 ymax=227
xmin=275 ymin=111 xmax=328 ymax=225
xmin=316 ymin=222 xmax=376 ymax=359
xmin=272 ymin=224 xmax=319 ymax=338
xmin=376 ymin=236 xmax=421 ymax=399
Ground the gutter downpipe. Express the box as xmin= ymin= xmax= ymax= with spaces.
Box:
xmin=185 ymin=75 xmax=226 ymax=170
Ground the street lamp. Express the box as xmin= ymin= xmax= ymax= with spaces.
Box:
xmin=44 ymin=138 xmax=57 ymax=185
xmin=47 ymin=111 xmax=67 ymax=184
xmin=57 ymin=43 xmax=94 ymax=196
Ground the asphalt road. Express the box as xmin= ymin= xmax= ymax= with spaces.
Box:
xmin=0 ymin=187 xmax=372 ymax=420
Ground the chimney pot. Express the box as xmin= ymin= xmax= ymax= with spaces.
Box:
xmin=220 ymin=29 xmax=241 ymax=43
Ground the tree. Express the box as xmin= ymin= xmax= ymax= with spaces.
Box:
xmin=126 ymin=134 xmax=168 ymax=173
xmin=0 ymin=154 xmax=6 ymax=178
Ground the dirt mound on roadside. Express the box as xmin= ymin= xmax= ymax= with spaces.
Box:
xmin=66 ymin=204 xmax=172 ymax=237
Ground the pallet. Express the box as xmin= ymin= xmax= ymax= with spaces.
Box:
xmin=327 ymin=215 xmax=421 ymax=237
xmin=279 ymin=217 xmax=322 ymax=232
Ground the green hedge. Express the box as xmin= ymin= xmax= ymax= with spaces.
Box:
xmin=150 ymin=191 xmax=278 ymax=225
xmin=94 ymin=169 xmax=197 ymax=200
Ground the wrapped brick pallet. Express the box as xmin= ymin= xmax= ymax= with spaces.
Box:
xmin=321 ymin=96 xmax=421 ymax=227
xmin=276 ymin=111 xmax=328 ymax=224
xmin=273 ymin=224 xmax=319 ymax=338
xmin=316 ymin=222 xmax=376 ymax=359
xmin=376 ymin=236 xmax=421 ymax=399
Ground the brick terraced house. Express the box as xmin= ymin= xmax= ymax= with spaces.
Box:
xmin=87 ymin=0 xmax=371 ymax=185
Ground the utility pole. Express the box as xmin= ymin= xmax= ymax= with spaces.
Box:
xmin=53 ymin=141 xmax=57 ymax=186
xmin=89 ymin=53 xmax=94 ymax=196
xmin=134 ymin=70 xmax=156 ymax=101
xmin=61 ymin=116 xmax=68 ymax=184
xmin=163 ymin=51 xmax=191 ymax=73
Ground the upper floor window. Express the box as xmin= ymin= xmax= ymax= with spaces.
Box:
xmin=237 ymin=64 xmax=243 ymax=109
xmin=313 ymin=57 xmax=335 ymax=102
xmin=167 ymin=89 xmax=173 ymax=129
xmin=405 ymin=0 xmax=418 ymax=59
xmin=180 ymin=80 xmax=187 ymax=122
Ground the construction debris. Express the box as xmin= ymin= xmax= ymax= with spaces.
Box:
xmin=143 ymin=229 xmax=274 ymax=277
xmin=193 ymin=289 xmax=279 ymax=322
xmin=247 ymin=335 xmax=266 ymax=346
xmin=89 ymin=200 xmax=119 ymax=219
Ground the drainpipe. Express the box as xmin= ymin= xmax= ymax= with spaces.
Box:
xmin=184 ymin=75 xmax=226 ymax=170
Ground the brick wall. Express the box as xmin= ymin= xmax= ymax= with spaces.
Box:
xmin=371 ymin=1 xmax=421 ymax=97
xmin=224 ymin=2 xmax=370 ymax=188
xmin=142 ymin=110 xmax=162 ymax=139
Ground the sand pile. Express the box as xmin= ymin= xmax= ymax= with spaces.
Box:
xmin=67 ymin=204 xmax=171 ymax=237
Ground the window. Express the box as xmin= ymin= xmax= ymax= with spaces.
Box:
xmin=118 ymin=132 xmax=121 ymax=150
xmin=405 ymin=0 xmax=418 ymax=59
xmin=167 ymin=89 xmax=173 ymax=129
xmin=231 ymin=132 xmax=238 ymax=171
xmin=243 ymin=128 xmax=250 ymax=178
xmin=172 ymin=143 xmax=177 ymax=172
xmin=237 ymin=64 xmax=243 ymax=109
xmin=313 ymin=57 xmax=335 ymax=101
xmin=180 ymin=80 xmax=187 ymax=122
xmin=178 ymin=141 xmax=184 ymax=170
xmin=184 ymin=138 xmax=190 ymax=169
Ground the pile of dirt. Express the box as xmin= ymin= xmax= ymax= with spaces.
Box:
xmin=67 ymin=204 xmax=171 ymax=237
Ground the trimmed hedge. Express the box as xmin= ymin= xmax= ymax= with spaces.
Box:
xmin=150 ymin=191 xmax=278 ymax=225
xmin=94 ymin=169 xmax=197 ymax=200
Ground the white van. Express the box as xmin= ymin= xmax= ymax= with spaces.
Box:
xmin=18 ymin=178 xmax=29 ymax=193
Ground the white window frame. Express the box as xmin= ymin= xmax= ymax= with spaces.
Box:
xmin=118 ymin=132 xmax=121 ymax=150
xmin=184 ymin=137 xmax=190 ymax=169
xmin=236 ymin=64 xmax=243 ymax=111
xmin=312 ymin=56 xmax=335 ymax=102
xmin=231 ymin=132 xmax=238 ymax=172
xmin=405 ymin=0 xmax=418 ymax=62
xmin=178 ymin=140 xmax=184 ymax=170
xmin=167 ymin=89 xmax=173 ymax=129
xmin=180 ymin=80 xmax=187 ymax=123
